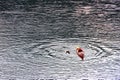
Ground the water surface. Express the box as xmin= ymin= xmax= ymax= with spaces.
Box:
xmin=0 ymin=0 xmax=120 ymax=80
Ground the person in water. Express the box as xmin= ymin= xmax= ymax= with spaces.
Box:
xmin=65 ymin=47 xmax=85 ymax=60
xmin=65 ymin=50 xmax=70 ymax=54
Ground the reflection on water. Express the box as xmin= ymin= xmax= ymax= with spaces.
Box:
xmin=0 ymin=0 xmax=120 ymax=80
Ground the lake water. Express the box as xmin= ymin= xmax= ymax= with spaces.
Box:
xmin=0 ymin=0 xmax=120 ymax=80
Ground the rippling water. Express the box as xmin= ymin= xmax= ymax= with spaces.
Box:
xmin=0 ymin=0 xmax=120 ymax=80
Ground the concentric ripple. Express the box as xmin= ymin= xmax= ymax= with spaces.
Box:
xmin=1 ymin=38 xmax=120 ymax=79
xmin=5 ymin=38 xmax=118 ymax=65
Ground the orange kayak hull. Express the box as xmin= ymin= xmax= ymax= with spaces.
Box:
xmin=76 ymin=48 xmax=84 ymax=60
xmin=77 ymin=52 xmax=84 ymax=60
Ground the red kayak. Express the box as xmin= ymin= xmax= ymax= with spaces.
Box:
xmin=76 ymin=47 xmax=84 ymax=60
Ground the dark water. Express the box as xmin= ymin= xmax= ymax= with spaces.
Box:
xmin=0 ymin=0 xmax=120 ymax=80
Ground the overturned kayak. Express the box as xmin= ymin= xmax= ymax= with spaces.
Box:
xmin=76 ymin=47 xmax=85 ymax=60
